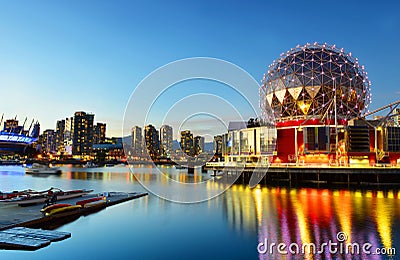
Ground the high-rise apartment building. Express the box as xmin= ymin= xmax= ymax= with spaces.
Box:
xmin=55 ymin=120 xmax=65 ymax=153
xmin=144 ymin=124 xmax=159 ymax=159
xmin=63 ymin=117 xmax=74 ymax=155
xmin=180 ymin=130 xmax=193 ymax=156
xmin=72 ymin=111 xmax=94 ymax=156
xmin=131 ymin=126 xmax=143 ymax=156
xmin=160 ymin=125 xmax=173 ymax=157
xmin=43 ymin=129 xmax=56 ymax=153
xmin=93 ymin=123 xmax=106 ymax=144
xmin=194 ymin=136 xmax=205 ymax=155
xmin=213 ymin=135 xmax=223 ymax=157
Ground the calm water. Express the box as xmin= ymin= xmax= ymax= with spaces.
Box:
xmin=0 ymin=165 xmax=399 ymax=259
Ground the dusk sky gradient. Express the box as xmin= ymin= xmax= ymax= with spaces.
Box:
xmin=0 ymin=1 xmax=399 ymax=138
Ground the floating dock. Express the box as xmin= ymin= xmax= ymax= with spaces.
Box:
xmin=0 ymin=191 xmax=148 ymax=250
xmin=0 ymin=227 xmax=70 ymax=250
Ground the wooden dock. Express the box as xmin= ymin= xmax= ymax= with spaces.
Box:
xmin=0 ymin=191 xmax=148 ymax=250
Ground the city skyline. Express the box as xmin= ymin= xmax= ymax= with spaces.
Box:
xmin=1 ymin=1 xmax=399 ymax=138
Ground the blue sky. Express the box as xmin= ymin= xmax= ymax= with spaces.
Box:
xmin=0 ymin=1 xmax=399 ymax=138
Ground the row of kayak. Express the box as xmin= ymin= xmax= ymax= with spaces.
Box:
xmin=0 ymin=187 xmax=93 ymax=206
xmin=41 ymin=196 xmax=107 ymax=216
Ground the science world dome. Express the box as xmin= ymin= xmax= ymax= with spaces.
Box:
xmin=260 ymin=42 xmax=371 ymax=123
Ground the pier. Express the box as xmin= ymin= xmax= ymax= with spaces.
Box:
xmin=0 ymin=191 xmax=148 ymax=250
xmin=207 ymin=165 xmax=400 ymax=187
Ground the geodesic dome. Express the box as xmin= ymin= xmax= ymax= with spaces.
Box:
xmin=260 ymin=42 xmax=371 ymax=123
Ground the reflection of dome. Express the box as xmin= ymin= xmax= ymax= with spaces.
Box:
xmin=260 ymin=43 xmax=371 ymax=123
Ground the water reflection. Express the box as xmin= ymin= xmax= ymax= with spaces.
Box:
xmin=223 ymin=185 xmax=400 ymax=259
xmin=1 ymin=166 xmax=399 ymax=259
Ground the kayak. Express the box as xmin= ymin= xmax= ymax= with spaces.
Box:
xmin=44 ymin=205 xmax=82 ymax=216
xmin=76 ymin=196 xmax=105 ymax=206
xmin=41 ymin=203 xmax=72 ymax=213
xmin=84 ymin=200 xmax=107 ymax=208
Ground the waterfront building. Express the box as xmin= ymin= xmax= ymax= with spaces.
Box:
xmin=42 ymin=129 xmax=57 ymax=154
xmin=72 ymin=111 xmax=94 ymax=157
xmin=144 ymin=124 xmax=160 ymax=159
xmin=55 ymin=119 xmax=65 ymax=153
xmin=131 ymin=126 xmax=143 ymax=157
xmin=93 ymin=123 xmax=106 ymax=144
xmin=222 ymin=121 xmax=277 ymax=165
xmin=180 ymin=130 xmax=193 ymax=156
xmin=160 ymin=125 xmax=173 ymax=157
xmin=250 ymin=42 xmax=400 ymax=166
xmin=194 ymin=135 xmax=204 ymax=155
xmin=93 ymin=137 xmax=125 ymax=161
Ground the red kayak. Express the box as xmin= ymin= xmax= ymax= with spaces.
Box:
xmin=76 ymin=197 xmax=105 ymax=206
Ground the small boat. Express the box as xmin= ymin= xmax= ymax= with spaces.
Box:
xmin=0 ymin=188 xmax=93 ymax=206
xmin=84 ymin=161 xmax=99 ymax=168
xmin=44 ymin=205 xmax=82 ymax=216
xmin=25 ymin=163 xmax=62 ymax=175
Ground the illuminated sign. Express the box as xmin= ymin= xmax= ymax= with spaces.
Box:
xmin=0 ymin=132 xmax=37 ymax=144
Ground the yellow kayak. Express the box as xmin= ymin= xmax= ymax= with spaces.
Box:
xmin=45 ymin=205 xmax=82 ymax=216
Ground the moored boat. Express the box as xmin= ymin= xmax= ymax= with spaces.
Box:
xmin=25 ymin=163 xmax=62 ymax=175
